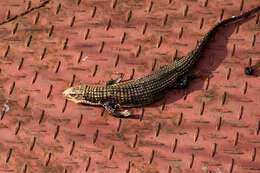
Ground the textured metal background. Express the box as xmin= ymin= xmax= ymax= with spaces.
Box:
xmin=0 ymin=0 xmax=259 ymax=172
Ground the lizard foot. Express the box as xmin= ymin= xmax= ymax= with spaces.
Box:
xmin=119 ymin=110 xmax=131 ymax=117
xmin=102 ymin=101 xmax=131 ymax=117
xmin=172 ymin=74 xmax=197 ymax=89
xmin=105 ymin=73 xmax=124 ymax=86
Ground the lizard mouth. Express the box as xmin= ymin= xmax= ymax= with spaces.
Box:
xmin=63 ymin=87 xmax=86 ymax=104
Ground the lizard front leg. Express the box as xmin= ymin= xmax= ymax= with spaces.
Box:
xmin=105 ymin=73 xmax=124 ymax=86
xmin=102 ymin=101 xmax=131 ymax=117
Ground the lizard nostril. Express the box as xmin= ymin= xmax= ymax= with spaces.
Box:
xmin=63 ymin=88 xmax=72 ymax=97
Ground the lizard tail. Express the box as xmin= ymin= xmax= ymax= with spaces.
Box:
xmin=221 ymin=6 xmax=260 ymax=24
xmin=197 ymin=6 xmax=260 ymax=52
xmin=172 ymin=6 xmax=260 ymax=76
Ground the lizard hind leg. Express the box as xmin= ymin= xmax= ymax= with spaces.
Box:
xmin=172 ymin=74 xmax=197 ymax=89
xmin=102 ymin=101 xmax=131 ymax=117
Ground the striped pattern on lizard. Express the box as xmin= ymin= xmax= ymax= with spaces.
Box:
xmin=63 ymin=6 xmax=260 ymax=117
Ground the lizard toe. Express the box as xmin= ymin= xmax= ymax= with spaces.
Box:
xmin=120 ymin=110 xmax=131 ymax=117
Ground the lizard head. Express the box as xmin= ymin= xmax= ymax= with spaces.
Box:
xmin=63 ymin=85 xmax=85 ymax=104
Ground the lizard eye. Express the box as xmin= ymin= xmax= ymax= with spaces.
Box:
xmin=69 ymin=93 xmax=76 ymax=97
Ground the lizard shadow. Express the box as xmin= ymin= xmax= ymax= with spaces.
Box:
xmin=144 ymin=16 xmax=257 ymax=112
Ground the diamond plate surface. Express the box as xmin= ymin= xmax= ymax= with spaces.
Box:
xmin=0 ymin=0 xmax=259 ymax=173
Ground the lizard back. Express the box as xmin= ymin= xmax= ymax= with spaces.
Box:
xmin=63 ymin=6 xmax=260 ymax=116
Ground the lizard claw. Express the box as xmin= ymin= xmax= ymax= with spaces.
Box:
xmin=120 ymin=110 xmax=131 ymax=117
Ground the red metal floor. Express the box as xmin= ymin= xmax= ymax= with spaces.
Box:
xmin=0 ymin=0 xmax=259 ymax=172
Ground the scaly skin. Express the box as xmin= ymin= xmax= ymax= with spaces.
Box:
xmin=63 ymin=6 xmax=260 ymax=117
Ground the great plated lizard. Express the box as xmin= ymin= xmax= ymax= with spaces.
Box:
xmin=63 ymin=6 xmax=260 ymax=117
